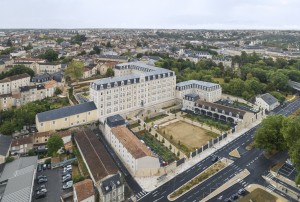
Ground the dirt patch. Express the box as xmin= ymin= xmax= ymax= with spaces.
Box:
xmin=246 ymin=142 xmax=255 ymax=151
xmin=271 ymin=162 xmax=285 ymax=173
xmin=229 ymin=149 xmax=241 ymax=158
xmin=159 ymin=120 xmax=217 ymax=149
xmin=238 ymin=188 xmax=285 ymax=202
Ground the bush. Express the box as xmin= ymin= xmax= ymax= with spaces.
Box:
xmin=5 ymin=156 xmax=14 ymax=163
xmin=73 ymin=174 xmax=84 ymax=183
xmin=44 ymin=158 xmax=51 ymax=165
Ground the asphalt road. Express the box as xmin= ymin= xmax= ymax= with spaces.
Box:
xmin=139 ymin=98 xmax=300 ymax=202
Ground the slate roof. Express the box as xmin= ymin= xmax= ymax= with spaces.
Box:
xmin=97 ymin=55 xmax=128 ymax=60
xmin=258 ymin=93 xmax=279 ymax=106
xmin=100 ymin=174 xmax=122 ymax=194
xmin=74 ymin=129 xmax=119 ymax=183
xmin=176 ymin=80 xmax=220 ymax=88
xmin=0 ymin=135 xmax=12 ymax=156
xmin=36 ymin=101 xmax=97 ymax=122
xmin=106 ymin=114 xmax=125 ymax=128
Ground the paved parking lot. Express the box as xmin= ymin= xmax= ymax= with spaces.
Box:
xmin=32 ymin=167 xmax=73 ymax=201
xmin=278 ymin=163 xmax=298 ymax=181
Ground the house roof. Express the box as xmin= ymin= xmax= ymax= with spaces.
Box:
xmin=36 ymin=101 xmax=97 ymax=122
xmin=74 ymin=179 xmax=95 ymax=201
xmin=0 ymin=73 xmax=30 ymax=83
xmin=11 ymin=136 xmax=33 ymax=147
xmin=74 ymin=129 xmax=119 ymax=183
xmin=100 ymin=174 xmax=122 ymax=194
xmin=176 ymin=80 xmax=220 ymax=88
xmin=106 ymin=114 xmax=125 ymax=128
xmin=0 ymin=135 xmax=12 ymax=156
xmin=258 ymin=93 xmax=278 ymax=106
xmin=111 ymin=126 xmax=154 ymax=159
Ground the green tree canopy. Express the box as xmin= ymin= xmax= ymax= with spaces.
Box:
xmin=47 ymin=135 xmax=64 ymax=156
xmin=64 ymin=60 xmax=84 ymax=81
xmin=254 ymin=115 xmax=287 ymax=153
xmin=0 ymin=65 xmax=35 ymax=80
xmin=42 ymin=49 xmax=58 ymax=62
xmin=106 ymin=68 xmax=114 ymax=77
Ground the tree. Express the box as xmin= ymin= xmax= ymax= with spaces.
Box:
xmin=24 ymin=43 xmax=33 ymax=51
xmin=71 ymin=34 xmax=87 ymax=45
xmin=28 ymin=149 xmax=36 ymax=156
xmin=6 ymin=39 xmax=12 ymax=47
xmin=137 ymin=53 xmax=143 ymax=58
xmin=47 ymin=135 xmax=64 ymax=156
xmin=54 ymin=88 xmax=62 ymax=95
xmin=268 ymin=72 xmax=288 ymax=91
xmin=42 ymin=49 xmax=58 ymax=62
xmin=106 ymin=68 xmax=114 ymax=77
xmin=5 ymin=156 xmax=14 ymax=163
xmin=254 ymin=115 xmax=287 ymax=153
xmin=106 ymin=41 xmax=112 ymax=48
xmin=0 ymin=65 xmax=35 ymax=80
xmin=64 ymin=60 xmax=84 ymax=82
xmin=137 ymin=41 xmax=142 ymax=47
xmin=0 ymin=121 xmax=15 ymax=135
xmin=93 ymin=46 xmax=101 ymax=54
xmin=227 ymin=78 xmax=245 ymax=96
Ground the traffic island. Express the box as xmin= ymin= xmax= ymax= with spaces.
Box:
xmin=242 ymin=184 xmax=288 ymax=202
xmin=167 ymin=158 xmax=232 ymax=201
xmin=229 ymin=148 xmax=241 ymax=158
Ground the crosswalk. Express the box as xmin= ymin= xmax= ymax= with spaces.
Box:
xmin=266 ymin=172 xmax=275 ymax=180
xmin=266 ymin=184 xmax=276 ymax=192
xmin=136 ymin=191 xmax=148 ymax=200
xmin=238 ymin=179 xmax=249 ymax=188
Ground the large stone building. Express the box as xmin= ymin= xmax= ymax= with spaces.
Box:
xmin=14 ymin=60 xmax=61 ymax=74
xmin=255 ymin=93 xmax=280 ymax=111
xmin=103 ymin=115 xmax=160 ymax=177
xmin=90 ymin=62 xmax=176 ymax=120
xmin=36 ymin=101 xmax=97 ymax=132
xmin=176 ymin=80 xmax=222 ymax=103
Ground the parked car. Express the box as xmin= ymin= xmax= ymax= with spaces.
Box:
xmin=36 ymin=185 xmax=47 ymax=194
xmin=35 ymin=191 xmax=46 ymax=199
xmin=37 ymin=175 xmax=47 ymax=180
xmin=36 ymin=185 xmax=46 ymax=192
xmin=63 ymin=163 xmax=71 ymax=168
xmin=224 ymin=198 xmax=232 ymax=202
xmin=211 ymin=156 xmax=219 ymax=162
xmin=62 ymin=175 xmax=72 ymax=182
xmin=62 ymin=181 xmax=73 ymax=189
xmin=238 ymin=188 xmax=246 ymax=195
xmin=37 ymin=164 xmax=42 ymax=172
xmin=64 ymin=166 xmax=72 ymax=171
xmin=43 ymin=164 xmax=47 ymax=170
xmin=47 ymin=164 xmax=51 ymax=169
xmin=38 ymin=177 xmax=48 ymax=184
xmin=230 ymin=193 xmax=239 ymax=200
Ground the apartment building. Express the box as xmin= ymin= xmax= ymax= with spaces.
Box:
xmin=0 ymin=73 xmax=31 ymax=95
xmin=36 ymin=101 xmax=97 ymax=132
xmin=90 ymin=62 xmax=176 ymax=119
xmin=0 ymin=93 xmax=14 ymax=110
xmin=14 ymin=61 xmax=61 ymax=74
xmin=176 ymin=80 xmax=222 ymax=103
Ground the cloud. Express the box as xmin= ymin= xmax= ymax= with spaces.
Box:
xmin=0 ymin=0 xmax=300 ymax=29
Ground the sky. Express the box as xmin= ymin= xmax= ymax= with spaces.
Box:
xmin=1 ymin=0 xmax=300 ymax=29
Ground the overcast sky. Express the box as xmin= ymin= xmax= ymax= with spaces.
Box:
xmin=1 ymin=0 xmax=299 ymax=29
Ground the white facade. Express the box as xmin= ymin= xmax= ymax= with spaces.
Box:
xmin=255 ymin=95 xmax=280 ymax=111
xmin=0 ymin=73 xmax=31 ymax=95
xmin=176 ymin=80 xmax=222 ymax=103
xmin=90 ymin=62 xmax=176 ymax=120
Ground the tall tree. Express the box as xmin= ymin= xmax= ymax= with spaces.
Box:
xmin=254 ymin=115 xmax=287 ymax=153
xmin=43 ymin=49 xmax=58 ymax=62
xmin=64 ymin=60 xmax=84 ymax=82
xmin=47 ymin=135 xmax=64 ymax=156
xmin=106 ymin=68 xmax=114 ymax=77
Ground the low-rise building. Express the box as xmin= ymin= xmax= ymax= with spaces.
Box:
xmin=10 ymin=136 xmax=34 ymax=155
xmin=74 ymin=129 xmax=124 ymax=202
xmin=104 ymin=114 xmax=160 ymax=177
xmin=96 ymin=55 xmax=128 ymax=63
xmin=0 ymin=156 xmax=37 ymax=202
xmin=255 ymin=93 xmax=280 ymax=111
xmin=0 ymin=93 xmax=14 ymax=110
xmin=73 ymin=179 xmax=95 ymax=202
xmin=36 ymin=101 xmax=97 ymax=132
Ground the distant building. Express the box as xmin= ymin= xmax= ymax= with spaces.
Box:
xmin=14 ymin=61 xmax=61 ymax=74
xmin=96 ymin=55 xmax=129 ymax=63
xmin=36 ymin=101 xmax=98 ymax=132
xmin=74 ymin=129 xmax=124 ymax=202
xmin=0 ymin=156 xmax=37 ymax=202
xmin=73 ymin=179 xmax=95 ymax=202
xmin=176 ymin=80 xmax=222 ymax=103
xmin=0 ymin=135 xmax=12 ymax=164
xmin=255 ymin=93 xmax=280 ymax=111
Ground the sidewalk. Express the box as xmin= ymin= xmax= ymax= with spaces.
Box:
xmin=135 ymin=117 xmax=263 ymax=192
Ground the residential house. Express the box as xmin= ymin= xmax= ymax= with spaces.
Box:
xmin=10 ymin=136 xmax=34 ymax=155
xmin=0 ymin=93 xmax=14 ymax=110
xmin=0 ymin=73 xmax=31 ymax=95
xmin=255 ymin=93 xmax=280 ymax=111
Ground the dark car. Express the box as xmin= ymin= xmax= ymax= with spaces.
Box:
xmin=37 ymin=164 xmax=42 ymax=172
xmin=230 ymin=193 xmax=239 ymax=200
xmin=211 ymin=156 xmax=218 ymax=162
xmin=47 ymin=164 xmax=51 ymax=169
xmin=238 ymin=188 xmax=246 ymax=195
xmin=35 ymin=191 xmax=46 ymax=199
xmin=224 ymin=198 xmax=232 ymax=202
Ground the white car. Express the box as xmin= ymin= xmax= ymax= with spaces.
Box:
xmin=62 ymin=174 xmax=71 ymax=181
xmin=62 ymin=181 xmax=73 ymax=189
xmin=63 ymin=167 xmax=72 ymax=172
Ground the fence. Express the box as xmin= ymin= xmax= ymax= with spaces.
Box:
xmin=51 ymin=157 xmax=77 ymax=169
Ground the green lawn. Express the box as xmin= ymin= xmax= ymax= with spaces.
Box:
xmin=128 ymin=122 xmax=140 ymax=129
xmin=137 ymin=131 xmax=178 ymax=163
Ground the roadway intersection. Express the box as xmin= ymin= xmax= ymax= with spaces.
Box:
xmin=138 ymin=98 xmax=300 ymax=202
